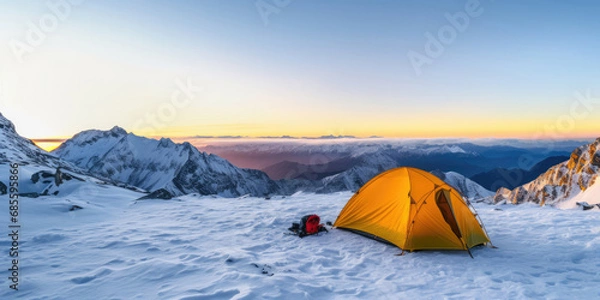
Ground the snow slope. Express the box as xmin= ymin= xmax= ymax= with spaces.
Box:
xmin=0 ymin=112 xmax=62 ymax=167
xmin=2 ymin=190 xmax=599 ymax=299
xmin=558 ymin=179 xmax=600 ymax=209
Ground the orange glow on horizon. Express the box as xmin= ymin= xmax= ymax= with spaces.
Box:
xmin=123 ymin=113 xmax=600 ymax=141
xmin=31 ymin=127 xmax=597 ymax=154
xmin=23 ymin=105 xmax=600 ymax=150
xmin=138 ymin=123 xmax=598 ymax=141
xmin=33 ymin=141 xmax=63 ymax=152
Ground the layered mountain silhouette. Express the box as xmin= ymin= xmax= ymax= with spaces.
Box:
xmin=310 ymin=150 xmax=495 ymax=199
xmin=205 ymin=142 xmax=577 ymax=178
xmin=5 ymin=111 xmax=585 ymax=203
xmin=262 ymin=157 xmax=358 ymax=181
xmin=470 ymin=155 xmax=570 ymax=191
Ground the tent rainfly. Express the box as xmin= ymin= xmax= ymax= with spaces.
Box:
xmin=334 ymin=167 xmax=491 ymax=257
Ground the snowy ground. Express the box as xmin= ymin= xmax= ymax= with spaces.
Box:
xmin=2 ymin=186 xmax=600 ymax=299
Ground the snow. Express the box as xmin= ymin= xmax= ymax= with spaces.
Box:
xmin=2 ymin=189 xmax=600 ymax=299
xmin=494 ymin=138 xmax=600 ymax=205
xmin=558 ymin=179 xmax=600 ymax=209
xmin=196 ymin=137 xmax=588 ymax=156
xmin=54 ymin=129 xmax=277 ymax=197
xmin=438 ymin=171 xmax=494 ymax=201
xmin=422 ymin=145 xmax=467 ymax=155
xmin=53 ymin=127 xmax=126 ymax=169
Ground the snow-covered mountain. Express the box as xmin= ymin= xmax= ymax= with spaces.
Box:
xmin=54 ymin=127 xmax=279 ymax=197
xmin=493 ymin=138 xmax=600 ymax=205
xmin=470 ymin=155 xmax=570 ymax=191
xmin=317 ymin=150 xmax=398 ymax=193
xmin=0 ymin=112 xmax=62 ymax=167
xmin=0 ymin=112 xmax=128 ymax=197
xmin=311 ymin=150 xmax=492 ymax=199
xmin=199 ymin=139 xmax=584 ymax=174
xmin=431 ymin=170 xmax=495 ymax=201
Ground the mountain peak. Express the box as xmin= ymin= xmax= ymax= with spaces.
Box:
xmin=55 ymin=127 xmax=278 ymax=197
xmin=0 ymin=112 xmax=16 ymax=133
xmin=110 ymin=126 xmax=127 ymax=136
xmin=158 ymin=137 xmax=176 ymax=148
xmin=567 ymin=137 xmax=600 ymax=170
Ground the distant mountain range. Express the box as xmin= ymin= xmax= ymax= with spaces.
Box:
xmin=202 ymin=140 xmax=580 ymax=181
xmin=49 ymin=125 xmax=497 ymax=199
xmin=300 ymin=150 xmax=495 ymax=199
xmin=470 ymin=155 xmax=570 ymax=191
xmin=2 ymin=111 xmax=598 ymax=205
xmin=254 ymin=144 xmax=574 ymax=194
xmin=262 ymin=157 xmax=359 ymax=181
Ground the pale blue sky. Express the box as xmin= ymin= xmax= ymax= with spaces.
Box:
xmin=1 ymin=0 xmax=599 ymax=140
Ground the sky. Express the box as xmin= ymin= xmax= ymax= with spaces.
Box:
xmin=1 ymin=0 xmax=600 ymax=150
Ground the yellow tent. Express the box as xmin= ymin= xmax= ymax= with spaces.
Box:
xmin=334 ymin=167 xmax=491 ymax=255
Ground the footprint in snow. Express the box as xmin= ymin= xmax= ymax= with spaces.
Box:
xmin=70 ymin=268 xmax=112 ymax=284
xmin=32 ymin=233 xmax=67 ymax=243
xmin=252 ymin=263 xmax=274 ymax=276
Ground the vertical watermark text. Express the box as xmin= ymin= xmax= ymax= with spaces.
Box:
xmin=8 ymin=163 xmax=20 ymax=291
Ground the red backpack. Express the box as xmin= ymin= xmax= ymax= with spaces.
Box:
xmin=302 ymin=214 xmax=320 ymax=235
xmin=288 ymin=214 xmax=328 ymax=238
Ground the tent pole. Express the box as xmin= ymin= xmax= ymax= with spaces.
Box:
xmin=466 ymin=247 xmax=474 ymax=259
xmin=465 ymin=197 xmax=495 ymax=248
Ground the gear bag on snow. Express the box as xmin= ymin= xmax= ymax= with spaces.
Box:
xmin=288 ymin=214 xmax=328 ymax=238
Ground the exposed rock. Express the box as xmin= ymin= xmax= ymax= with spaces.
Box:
xmin=138 ymin=188 xmax=174 ymax=200
xmin=0 ymin=181 xmax=6 ymax=195
xmin=69 ymin=205 xmax=84 ymax=211
xmin=493 ymin=138 xmax=600 ymax=205
xmin=55 ymin=168 xmax=63 ymax=186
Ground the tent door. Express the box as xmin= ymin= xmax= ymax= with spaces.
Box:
xmin=435 ymin=190 xmax=462 ymax=240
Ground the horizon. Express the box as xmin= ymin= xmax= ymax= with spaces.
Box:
xmin=2 ymin=1 xmax=600 ymax=149
xmin=24 ymin=121 xmax=597 ymax=152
